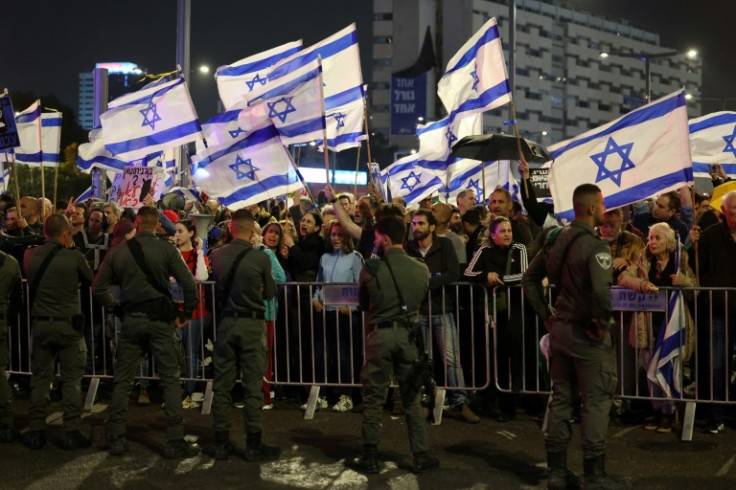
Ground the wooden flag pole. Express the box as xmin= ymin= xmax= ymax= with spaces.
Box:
xmin=316 ymin=56 xmax=331 ymax=186
xmin=284 ymin=146 xmax=316 ymax=206
xmin=4 ymin=150 xmax=24 ymax=236
xmin=353 ymin=141 xmax=362 ymax=198
xmin=362 ymin=98 xmax=373 ymax=170
xmin=509 ymin=99 xmax=529 ymax=196
xmin=481 ymin=161 xmax=487 ymax=206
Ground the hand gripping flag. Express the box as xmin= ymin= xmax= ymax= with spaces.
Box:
xmin=239 ymin=58 xmax=326 ymax=146
xmin=646 ymin=239 xmax=686 ymax=399
xmin=437 ymin=17 xmax=511 ymax=118
xmin=77 ymin=128 xmax=128 ymax=173
xmin=215 ymin=40 xmax=303 ymax=110
xmin=547 ymin=90 xmax=692 ymax=222
xmin=101 ymin=77 xmax=202 ymax=161
xmin=688 ymin=111 xmax=736 ymax=177
xmin=191 ymin=123 xmax=302 ymax=210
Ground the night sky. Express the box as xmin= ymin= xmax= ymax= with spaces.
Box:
xmin=2 ymin=0 xmax=734 ymax=131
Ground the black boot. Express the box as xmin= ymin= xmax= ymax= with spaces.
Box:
xmin=0 ymin=426 xmax=15 ymax=443
xmin=164 ymin=438 xmax=201 ymax=459
xmin=28 ymin=430 xmax=46 ymax=450
xmin=583 ymin=455 xmax=629 ymax=490
xmin=243 ymin=431 xmax=280 ymax=462
xmin=214 ymin=431 xmax=234 ymax=460
xmin=357 ymin=444 xmax=379 ymax=474
xmin=62 ymin=430 xmax=92 ymax=450
xmin=547 ymin=451 xmax=580 ymax=490
xmin=412 ymin=451 xmax=440 ymax=473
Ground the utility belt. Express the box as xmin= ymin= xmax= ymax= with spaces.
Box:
xmin=126 ymin=297 xmax=177 ymax=322
xmin=222 ymin=309 xmax=265 ymax=320
xmin=32 ymin=314 xmax=85 ymax=332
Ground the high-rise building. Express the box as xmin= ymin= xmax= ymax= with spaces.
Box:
xmin=78 ymin=62 xmax=147 ymax=130
xmin=371 ymin=0 xmax=702 ymax=152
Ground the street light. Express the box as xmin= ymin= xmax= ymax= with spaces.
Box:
xmin=599 ymin=48 xmax=698 ymax=103
xmin=198 ymin=65 xmax=210 ymax=74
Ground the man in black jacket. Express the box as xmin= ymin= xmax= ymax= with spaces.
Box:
xmin=406 ymin=210 xmax=479 ymax=424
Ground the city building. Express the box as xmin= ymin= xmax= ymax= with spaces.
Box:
xmin=370 ymin=0 xmax=702 ymax=152
xmin=78 ymin=62 xmax=147 ymax=130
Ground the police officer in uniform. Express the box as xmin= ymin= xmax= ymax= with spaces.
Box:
xmin=93 ymin=206 xmax=199 ymax=458
xmin=357 ymin=215 xmax=439 ymax=474
xmin=523 ymin=184 xmax=627 ymax=490
xmin=0 ymin=247 xmax=22 ymax=443
xmin=24 ymin=214 xmax=94 ymax=450
xmin=210 ymin=209 xmax=279 ymax=461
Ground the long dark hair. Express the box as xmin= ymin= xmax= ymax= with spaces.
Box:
xmin=178 ymin=219 xmax=198 ymax=249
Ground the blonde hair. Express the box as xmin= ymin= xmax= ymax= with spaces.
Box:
xmin=647 ymin=222 xmax=676 ymax=257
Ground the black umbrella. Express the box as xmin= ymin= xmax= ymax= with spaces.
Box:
xmin=451 ymin=134 xmax=550 ymax=163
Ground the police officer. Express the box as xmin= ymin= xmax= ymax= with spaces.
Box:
xmin=210 ymin=209 xmax=279 ymax=461
xmin=357 ymin=215 xmax=439 ymax=474
xmin=523 ymin=184 xmax=627 ymax=490
xmin=93 ymin=206 xmax=198 ymax=458
xmin=0 ymin=247 xmax=22 ymax=443
xmin=24 ymin=214 xmax=94 ymax=450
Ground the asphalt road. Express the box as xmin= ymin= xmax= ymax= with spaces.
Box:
xmin=2 ymin=387 xmax=736 ymax=489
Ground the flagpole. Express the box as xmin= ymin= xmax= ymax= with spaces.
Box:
xmin=362 ymin=98 xmax=373 ymax=169
xmin=37 ymin=108 xmax=46 ymax=222
xmin=353 ymin=141 xmax=361 ymax=198
xmin=52 ymin=111 xmax=62 ymax=211
xmin=4 ymin=150 xmax=24 ymax=236
xmin=284 ymin=145 xmax=316 ymax=205
xmin=509 ymin=99 xmax=529 ymax=196
xmin=481 ymin=162 xmax=487 ymax=206
xmin=316 ymin=56 xmax=331 ymax=187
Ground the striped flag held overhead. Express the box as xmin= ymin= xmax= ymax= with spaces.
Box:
xmin=688 ymin=111 xmax=736 ymax=177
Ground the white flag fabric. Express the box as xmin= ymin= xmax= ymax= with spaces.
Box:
xmin=319 ymin=94 xmax=366 ymax=151
xmin=0 ymin=166 xmax=9 ymax=193
xmin=191 ymin=123 xmax=302 ymax=210
xmin=101 ymin=77 xmax=202 ymax=161
xmin=688 ymin=111 xmax=736 ymax=177
xmin=416 ymin=113 xmax=481 ymax=161
xmin=77 ymin=128 xmax=128 ymax=173
xmin=381 ymin=154 xmax=447 ymax=206
xmin=216 ymin=40 xmax=303 ymax=110
xmin=240 ymin=59 xmax=326 ymax=146
xmin=547 ymin=90 xmax=692 ymax=222
xmin=437 ymin=17 xmax=511 ymax=118
xmin=0 ymin=101 xmax=63 ymax=167
xmin=443 ymin=159 xmax=520 ymax=205
xmin=200 ymin=108 xmax=245 ymax=149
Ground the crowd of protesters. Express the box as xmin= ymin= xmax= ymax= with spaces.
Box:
xmin=0 ymin=160 xmax=734 ymax=463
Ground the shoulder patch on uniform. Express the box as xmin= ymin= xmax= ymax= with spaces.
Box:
xmin=595 ymin=252 xmax=612 ymax=269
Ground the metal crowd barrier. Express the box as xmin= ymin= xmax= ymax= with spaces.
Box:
xmin=490 ymin=283 xmax=736 ymax=440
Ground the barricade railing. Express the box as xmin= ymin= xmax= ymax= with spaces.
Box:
xmin=490 ymin=283 xmax=736 ymax=440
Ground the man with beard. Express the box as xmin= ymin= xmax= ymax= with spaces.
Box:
xmin=357 ymin=215 xmax=439 ymax=474
xmin=488 ymin=188 xmax=533 ymax=246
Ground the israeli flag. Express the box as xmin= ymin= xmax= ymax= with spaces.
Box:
xmin=239 ymin=58 xmax=326 ymax=146
xmin=443 ymin=159 xmax=520 ymax=204
xmin=689 ymin=111 xmax=736 ymax=177
xmin=216 ymin=40 xmax=303 ymax=110
xmin=547 ymin=90 xmax=692 ymax=222
xmin=77 ymin=128 xmax=128 ymax=173
xmin=647 ymin=239 xmax=686 ymax=399
xmin=199 ymin=108 xmax=245 ymax=150
xmin=437 ymin=17 xmax=511 ymax=119
xmin=74 ymin=186 xmax=93 ymax=204
xmin=0 ymin=166 xmax=9 ymax=193
xmin=191 ymin=123 xmax=302 ymax=210
xmin=138 ymin=149 xmax=176 ymax=189
xmin=381 ymin=154 xmax=447 ymax=206
xmin=416 ymin=113 xmax=481 ymax=161
xmin=2 ymin=102 xmax=63 ymax=167
xmin=317 ymin=93 xmax=367 ymax=151
xmin=100 ymin=77 xmax=202 ymax=161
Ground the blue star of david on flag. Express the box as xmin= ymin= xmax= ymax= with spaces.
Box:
xmin=139 ymin=100 xmax=162 ymax=131
xmin=401 ymin=171 xmax=422 ymax=192
xmin=229 ymin=127 xmax=246 ymax=139
xmin=722 ymin=125 xmax=736 ymax=158
xmin=590 ymin=137 xmax=635 ymax=187
xmin=445 ymin=127 xmax=458 ymax=149
xmin=467 ymin=178 xmax=483 ymax=203
xmin=334 ymin=112 xmax=346 ymax=129
xmin=229 ymin=155 xmax=259 ymax=181
xmin=470 ymin=67 xmax=480 ymax=92
xmin=267 ymin=97 xmax=297 ymax=123
xmin=245 ymin=73 xmax=268 ymax=91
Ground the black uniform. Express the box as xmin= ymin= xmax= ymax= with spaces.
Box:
xmin=523 ymin=221 xmax=615 ymax=459
xmin=24 ymin=239 xmax=94 ymax=436
xmin=93 ymin=231 xmax=197 ymax=447
xmin=210 ymin=239 xmax=276 ymax=441
xmin=0 ymin=251 xmax=22 ymax=438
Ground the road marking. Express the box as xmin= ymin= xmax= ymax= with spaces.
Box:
xmin=175 ymin=454 xmax=207 ymax=474
xmin=26 ymin=452 xmax=108 ymax=490
xmin=496 ymin=430 xmax=516 ymax=440
xmin=717 ymin=454 xmax=736 ymax=476
xmin=387 ymin=473 xmax=419 ymax=489
xmin=613 ymin=426 xmax=639 ymax=438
